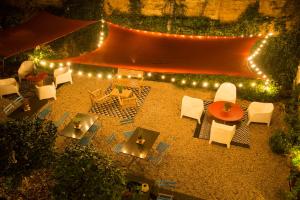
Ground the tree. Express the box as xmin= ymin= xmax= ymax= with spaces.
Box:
xmin=0 ymin=117 xmax=57 ymax=188
xmin=52 ymin=144 xmax=126 ymax=200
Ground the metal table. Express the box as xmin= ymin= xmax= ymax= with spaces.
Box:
xmin=59 ymin=113 xmax=98 ymax=139
xmin=121 ymin=127 xmax=160 ymax=167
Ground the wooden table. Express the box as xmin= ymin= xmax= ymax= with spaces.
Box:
xmin=59 ymin=113 xmax=98 ymax=139
xmin=208 ymin=101 xmax=244 ymax=122
xmin=121 ymin=127 xmax=160 ymax=167
xmin=110 ymin=88 xmax=133 ymax=98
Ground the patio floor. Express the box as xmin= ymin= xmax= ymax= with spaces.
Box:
xmin=2 ymin=75 xmax=289 ymax=199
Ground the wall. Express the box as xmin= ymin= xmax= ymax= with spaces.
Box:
xmin=104 ymin=0 xmax=288 ymax=22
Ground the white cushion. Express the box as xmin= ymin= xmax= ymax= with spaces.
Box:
xmin=247 ymin=102 xmax=274 ymax=126
xmin=181 ymin=95 xmax=204 ymax=124
xmin=209 ymin=120 xmax=236 ymax=148
xmin=214 ymin=82 xmax=236 ymax=103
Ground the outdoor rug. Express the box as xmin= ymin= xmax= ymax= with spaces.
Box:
xmin=193 ymin=100 xmax=250 ymax=148
xmin=90 ymin=85 xmax=151 ymax=120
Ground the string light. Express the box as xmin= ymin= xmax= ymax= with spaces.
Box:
xmin=41 ymin=60 xmax=273 ymax=91
xmin=40 ymin=60 xmax=46 ymax=66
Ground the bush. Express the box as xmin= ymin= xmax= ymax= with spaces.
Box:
xmin=52 ymin=144 xmax=126 ymax=200
xmin=269 ymin=129 xmax=291 ymax=154
xmin=0 ymin=117 xmax=57 ymax=188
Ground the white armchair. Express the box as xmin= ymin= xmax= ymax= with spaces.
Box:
xmin=35 ymin=82 xmax=56 ymax=100
xmin=247 ymin=102 xmax=274 ymax=126
xmin=0 ymin=78 xmax=20 ymax=98
xmin=54 ymin=66 xmax=72 ymax=87
xmin=209 ymin=120 xmax=236 ymax=148
xmin=214 ymin=82 xmax=236 ymax=103
xmin=180 ymin=95 xmax=204 ymax=124
xmin=18 ymin=61 xmax=35 ymax=83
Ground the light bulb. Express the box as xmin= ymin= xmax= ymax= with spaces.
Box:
xmin=78 ymin=71 xmax=83 ymax=76
xmin=202 ymin=82 xmax=208 ymax=87
xmin=171 ymin=78 xmax=175 ymax=82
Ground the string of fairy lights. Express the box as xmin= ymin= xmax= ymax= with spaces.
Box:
xmin=38 ymin=19 xmax=273 ymax=91
xmin=247 ymin=32 xmax=273 ymax=84
xmin=97 ymin=19 xmax=105 ymax=47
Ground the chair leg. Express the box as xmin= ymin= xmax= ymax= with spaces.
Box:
xmin=209 ymin=140 xmax=212 ymax=144
xmin=227 ymin=144 xmax=230 ymax=148
xmin=247 ymin=120 xmax=251 ymax=126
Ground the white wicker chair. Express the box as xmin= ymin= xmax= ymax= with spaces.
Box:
xmin=0 ymin=78 xmax=20 ymax=98
xmin=214 ymin=82 xmax=236 ymax=103
xmin=180 ymin=96 xmax=204 ymax=124
xmin=209 ymin=120 xmax=236 ymax=148
xmin=54 ymin=66 xmax=73 ymax=87
xmin=247 ymin=102 xmax=274 ymax=126
xmin=35 ymin=82 xmax=56 ymax=100
xmin=18 ymin=61 xmax=35 ymax=83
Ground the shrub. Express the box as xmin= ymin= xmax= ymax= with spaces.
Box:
xmin=52 ymin=144 xmax=126 ymax=200
xmin=0 ymin=117 xmax=57 ymax=188
xmin=269 ymin=129 xmax=291 ymax=154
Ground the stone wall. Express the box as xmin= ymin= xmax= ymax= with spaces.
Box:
xmin=104 ymin=0 xmax=288 ymax=22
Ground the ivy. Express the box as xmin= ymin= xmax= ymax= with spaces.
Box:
xmin=107 ymin=2 xmax=272 ymax=36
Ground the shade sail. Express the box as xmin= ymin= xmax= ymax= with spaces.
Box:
xmin=59 ymin=23 xmax=259 ymax=78
xmin=0 ymin=12 xmax=97 ymax=58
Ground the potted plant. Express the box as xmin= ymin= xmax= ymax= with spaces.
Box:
xmin=116 ymin=85 xmax=124 ymax=94
xmin=224 ymin=102 xmax=232 ymax=112
xmin=72 ymin=117 xmax=81 ymax=129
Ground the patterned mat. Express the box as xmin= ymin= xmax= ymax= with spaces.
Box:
xmin=90 ymin=85 xmax=151 ymax=120
xmin=194 ymin=100 xmax=250 ymax=148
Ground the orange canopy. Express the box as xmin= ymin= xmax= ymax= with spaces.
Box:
xmin=0 ymin=12 xmax=97 ymax=58
xmin=63 ymin=23 xmax=258 ymax=78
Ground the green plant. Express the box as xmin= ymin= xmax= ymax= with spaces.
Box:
xmin=224 ymin=102 xmax=232 ymax=111
xmin=52 ymin=144 xmax=126 ymax=200
xmin=290 ymin=146 xmax=300 ymax=169
xmin=0 ymin=117 xmax=57 ymax=188
xmin=116 ymin=85 xmax=124 ymax=93
xmin=269 ymin=129 xmax=291 ymax=154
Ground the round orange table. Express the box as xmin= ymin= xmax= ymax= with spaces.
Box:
xmin=208 ymin=101 xmax=244 ymax=122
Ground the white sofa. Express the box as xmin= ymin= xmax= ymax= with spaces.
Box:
xmin=0 ymin=78 xmax=20 ymax=98
xmin=209 ymin=120 xmax=236 ymax=148
xmin=247 ymin=102 xmax=274 ymax=126
xmin=54 ymin=66 xmax=73 ymax=87
xmin=18 ymin=61 xmax=35 ymax=83
xmin=35 ymin=82 xmax=56 ymax=100
xmin=214 ymin=82 xmax=236 ymax=103
xmin=180 ymin=95 xmax=204 ymax=124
